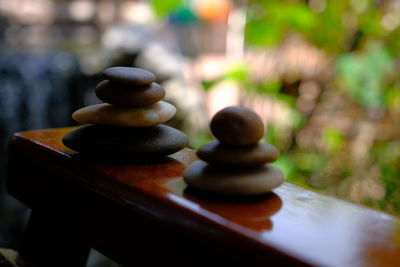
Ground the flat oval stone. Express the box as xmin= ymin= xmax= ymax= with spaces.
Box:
xmin=72 ymin=101 xmax=176 ymax=127
xmin=62 ymin=124 xmax=188 ymax=157
xmin=197 ymin=141 xmax=279 ymax=167
xmin=210 ymin=106 xmax=264 ymax=145
xmin=103 ymin=67 xmax=155 ymax=86
xmin=183 ymin=161 xmax=284 ymax=195
xmin=95 ymin=80 xmax=165 ymax=107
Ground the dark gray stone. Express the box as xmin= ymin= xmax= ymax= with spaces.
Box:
xmin=95 ymin=80 xmax=165 ymax=107
xmin=62 ymin=124 xmax=188 ymax=157
xmin=103 ymin=67 xmax=155 ymax=86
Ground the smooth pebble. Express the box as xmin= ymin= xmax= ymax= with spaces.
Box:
xmin=210 ymin=106 xmax=264 ymax=145
xmin=72 ymin=101 xmax=176 ymax=127
xmin=197 ymin=141 xmax=279 ymax=167
xmin=62 ymin=124 xmax=188 ymax=157
xmin=95 ymin=80 xmax=165 ymax=107
xmin=103 ymin=67 xmax=155 ymax=86
xmin=183 ymin=160 xmax=284 ymax=195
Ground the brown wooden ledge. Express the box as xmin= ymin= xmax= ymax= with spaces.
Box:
xmin=7 ymin=127 xmax=400 ymax=267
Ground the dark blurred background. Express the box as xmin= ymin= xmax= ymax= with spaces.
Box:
xmin=1 ymin=0 xmax=400 ymax=265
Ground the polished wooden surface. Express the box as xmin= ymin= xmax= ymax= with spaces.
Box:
xmin=7 ymin=127 xmax=400 ymax=267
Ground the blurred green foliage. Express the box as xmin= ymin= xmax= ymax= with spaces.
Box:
xmin=244 ymin=0 xmax=400 ymax=215
xmin=245 ymin=0 xmax=400 ymax=215
xmin=322 ymin=126 xmax=344 ymax=152
xmin=150 ymin=0 xmax=400 ymax=216
xmin=337 ymin=44 xmax=393 ymax=109
xmin=246 ymin=1 xmax=317 ymax=46
xmin=150 ymin=0 xmax=183 ymax=16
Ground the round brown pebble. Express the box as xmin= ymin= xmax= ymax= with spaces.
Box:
xmin=210 ymin=106 xmax=264 ymax=145
xmin=95 ymin=80 xmax=165 ymax=107
xmin=197 ymin=141 xmax=279 ymax=167
xmin=103 ymin=67 xmax=156 ymax=86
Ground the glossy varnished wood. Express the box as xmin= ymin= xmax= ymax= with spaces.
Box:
xmin=7 ymin=128 xmax=400 ymax=267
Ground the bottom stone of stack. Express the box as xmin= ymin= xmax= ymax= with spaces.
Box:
xmin=183 ymin=160 xmax=284 ymax=195
xmin=62 ymin=124 xmax=188 ymax=157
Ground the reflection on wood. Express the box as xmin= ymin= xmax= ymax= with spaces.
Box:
xmin=7 ymin=127 xmax=400 ymax=267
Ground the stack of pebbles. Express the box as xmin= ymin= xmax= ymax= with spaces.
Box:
xmin=62 ymin=67 xmax=188 ymax=158
xmin=183 ymin=106 xmax=284 ymax=195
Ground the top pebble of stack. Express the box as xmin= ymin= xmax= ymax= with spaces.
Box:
xmin=103 ymin=67 xmax=156 ymax=86
xmin=210 ymin=106 xmax=264 ymax=145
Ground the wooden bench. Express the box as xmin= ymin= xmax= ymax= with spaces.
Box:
xmin=7 ymin=127 xmax=400 ymax=266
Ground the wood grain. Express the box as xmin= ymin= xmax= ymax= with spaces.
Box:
xmin=7 ymin=127 xmax=400 ymax=267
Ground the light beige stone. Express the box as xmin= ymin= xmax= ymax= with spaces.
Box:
xmin=183 ymin=160 xmax=284 ymax=195
xmin=72 ymin=101 xmax=176 ymax=127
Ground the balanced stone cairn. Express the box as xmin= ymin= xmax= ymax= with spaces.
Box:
xmin=62 ymin=67 xmax=188 ymax=157
xmin=183 ymin=106 xmax=284 ymax=195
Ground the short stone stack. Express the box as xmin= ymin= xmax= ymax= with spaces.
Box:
xmin=183 ymin=106 xmax=284 ymax=195
xmin=62 ymin=67 xmax=188 ymax=157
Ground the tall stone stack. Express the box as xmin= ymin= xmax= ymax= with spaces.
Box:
xmin=183 ymin=106 xmax=284 ymax=195
xmin=62 ymin=67 xmax=188 ymax=157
